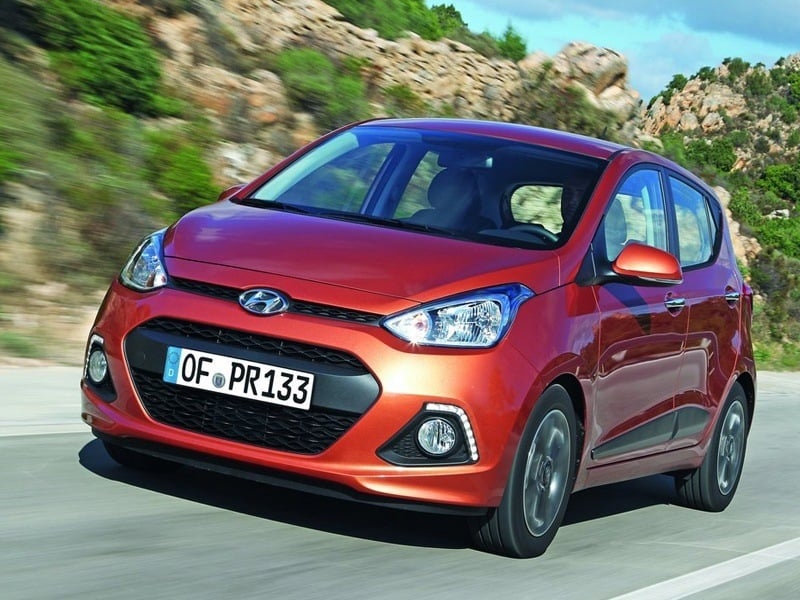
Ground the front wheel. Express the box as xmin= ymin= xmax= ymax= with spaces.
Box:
xmin=674 ymin=382 xmax=749 ymax=512
xmin=470 ymin=384 xmax=577 ymax=558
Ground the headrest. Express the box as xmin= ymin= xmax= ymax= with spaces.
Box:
xmin=428 ymin=169 xmax=479 ymax=210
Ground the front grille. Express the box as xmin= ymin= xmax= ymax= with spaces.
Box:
xmin=170 ymin=277 xmax=382 ymax=325
xmin=290 ymin=300 xmax=381 ymax=324
xmin=171 ymin=278 xmax=241 ymax=302
xmin=142 ymin=318 xmax=366 ymax=372
xmin=132 ymin=369 xmax=360 ymax=454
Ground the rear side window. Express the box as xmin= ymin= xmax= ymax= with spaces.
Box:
xmin=510 ymin=184 xmax=564 ymax=232
xmin=670 ymin=177 xmax=718 ymax=267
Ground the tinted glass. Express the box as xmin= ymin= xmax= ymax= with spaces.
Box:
xmin=670 ymin=177 xmax=717 ymax=267
xmin=603 ymin=169 xmax=669 ymax=261
xmin=248 ymin=126 xmax=605 ymax=249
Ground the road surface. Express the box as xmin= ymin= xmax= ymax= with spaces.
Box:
xmin=1 ymin=367 xmax=798 ymax=599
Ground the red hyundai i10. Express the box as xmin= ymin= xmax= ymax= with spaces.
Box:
xmin=81 ymin=118 xmax=755 ymax=557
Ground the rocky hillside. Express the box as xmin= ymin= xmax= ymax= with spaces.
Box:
xmin=642 ymin=55 xmax=800 ymax=170
xmin=0 ymin=0 xmax=798 ymax=367
xmin=641 ymin=55 xmax=800 ymax=367
xmin=100 ymin=0 xmax=642 ymax=185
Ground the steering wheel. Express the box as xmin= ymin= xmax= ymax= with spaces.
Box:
xmin=509 ymin=224 xmax=559 ymax=243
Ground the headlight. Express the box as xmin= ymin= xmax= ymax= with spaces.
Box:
xmin=383 ymin=284 xmax=534 ymax=348
xmin=120 ymin=229 xmax=168 ymax=292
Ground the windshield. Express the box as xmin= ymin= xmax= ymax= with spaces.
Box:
xmin=245 ymin=125 xmax=606 ymax=249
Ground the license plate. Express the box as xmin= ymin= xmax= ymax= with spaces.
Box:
xmin=162 ymin=346 xmax=314 ymax=410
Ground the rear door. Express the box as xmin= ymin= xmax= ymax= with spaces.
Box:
xmin=666 ymin=175 xmax=741 ymax=449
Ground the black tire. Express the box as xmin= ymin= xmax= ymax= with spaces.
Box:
xmin=674 ymin=382 xmax=749 ymax=512
xmin=470 ymin=384 xmax=578 ymax=558
xmin=103 ymin=441 xmax=178 ymax=472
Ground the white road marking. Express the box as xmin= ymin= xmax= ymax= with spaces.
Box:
xmin=610 ymin=537 xmax=800 ymax=600
xmin=0 ymin=425 xmax=88 ymax=437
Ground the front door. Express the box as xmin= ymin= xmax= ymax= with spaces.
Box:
xmin=589 ymin=168 xmax=689 ymax=463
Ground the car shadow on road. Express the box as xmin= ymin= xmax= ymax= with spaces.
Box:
xmin=79 ymin=439 xmax=678 ymax=551
xmin=563 ymin=475 xmax=679 ymax=526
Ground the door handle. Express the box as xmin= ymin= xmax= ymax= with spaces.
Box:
xmin=724 ymin=290 xmax=741 ymax=305
xmin=664 ymin=297 xmax=686 ymax=311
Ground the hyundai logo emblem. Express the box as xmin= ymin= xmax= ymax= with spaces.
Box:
xmin=238 ymin=289 xmax=290 ymax=316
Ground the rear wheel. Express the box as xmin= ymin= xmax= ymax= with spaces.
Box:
xmin=674 ymin=382 xmax=749 ymax=512
xmin=103 ymin=441 xmax=178 ymax=472
xmin=470 ymin=384 xmax=577 ymax=558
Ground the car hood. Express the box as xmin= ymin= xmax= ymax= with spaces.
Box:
xmin=163 ymin=201 xmax=561 ymax=301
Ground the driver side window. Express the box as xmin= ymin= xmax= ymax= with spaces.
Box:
xmin=603 ymin=169 xmax=668 ymax=261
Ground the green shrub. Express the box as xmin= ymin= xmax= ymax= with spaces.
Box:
xmin=326 ymin=1 xmax=526 ymax=61
xmin=750 ymin=251 xmax=800 ymax=342
xmin=758 ymin=217 xmax=800 ymax=258
xmin=658 ymin=131 xmax=689 ymax=166
xmin=496 ymin=24 xmax=527 ymax=61
xmin=745 ymin=70 xmax=772 ymax=97
xmin=383 ymin=84 xmax=427 ymax=116
xmin=275 ymin=48 xmax=336 ymax=114
xmin=686 ymin=138 xmax=736 ymax=172
xmin=0 ymin=331 xmax=41 ymax=358
xmin=0 ymin=147 xmax=19 ymax=183
xmin=789 ymin=72 xmax=800 ymax=105
xmin=724 ymin=57 xmax=750 ymax=80
xmin=753 ymin=137 xmax=771 ymax=153
xmin=146 ymin=129 xmax=218 ymax=216
xmin=446 ymin=28 xmax=502 ymax=59
xmin=28 ymin=0 xmax=165 ymax=115
xmin=274 ymin=48 xmax=370 ymax=129
xmin=651 ymin=74 xmax=688 ymax=106
xmin=431 ymin=3 xmax=466 ymax=36
xmin=729 ymin=188 xmax=763 ymax=226
xmin=726 ymin=130 xmax=749 ymax=148
xmin=770 ymin=66 xmax=789 ymax=87
xmin=326 ymin=0 xmax=442 ymax=40
xmin=758 ymin=160 xmax=800 ymax=204
xmin=521 ymin=83 xmax=621 ymax=141
xmin=694 ymin=66 xmax=717 ymax=82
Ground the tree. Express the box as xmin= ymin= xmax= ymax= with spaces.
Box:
xmin=724 ymin=57 xmax=750 ymax=79
xmin=497 ymin=24 xmax=526 ymax=61
xmin=431 ymin=3 xmax=467 ymax=36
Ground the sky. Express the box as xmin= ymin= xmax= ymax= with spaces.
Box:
xmin=436 ymin=0 xmax=800 ymax=101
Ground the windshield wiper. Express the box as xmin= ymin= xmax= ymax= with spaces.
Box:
xmin=315 ymin=211 xmax=460 ymax=237
xmin=237 ymin=202 xmax=461 ymax=237
xmin=238 ymin=198 xmax=318 ymax=215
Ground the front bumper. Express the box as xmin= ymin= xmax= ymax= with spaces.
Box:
xmin=81 ymin=277 xmax=538 ymax=510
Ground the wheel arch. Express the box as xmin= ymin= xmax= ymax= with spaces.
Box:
xmin=549 ymin=373 xmax=587 ymax=472
xmin=736 ymin=371 xmax=756 ymax=431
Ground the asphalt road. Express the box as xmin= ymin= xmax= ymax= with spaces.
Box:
xmin=1 ymin=367 xmax=798 ymax=599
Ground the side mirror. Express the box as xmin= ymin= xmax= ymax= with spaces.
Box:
xmin=612 ymin=242 xmax=683 ymax=285
xmin=217 ymin=183 xmax=246 ymax=202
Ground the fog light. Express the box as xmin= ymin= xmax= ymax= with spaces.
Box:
xmin=417 ymin=417 xmax=457 ymax=456
xmin=87 ymin=348 xmax=108 ymax=384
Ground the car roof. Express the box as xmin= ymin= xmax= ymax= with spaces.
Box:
xmin=361 ymin=118 xmax=628 ymax=161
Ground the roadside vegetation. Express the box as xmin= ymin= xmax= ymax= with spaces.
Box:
xmin=0 ymin=0 xmax=798 ymax=368
xmin=649 ymin=57 xmax=800 ymax=368
xmin=0 ymin=0 xmax=216 ymax=360
xmin=326 ymin=1 xmax=527 ymax=61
